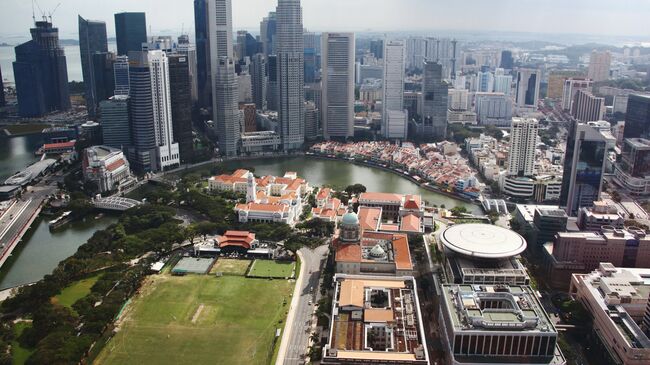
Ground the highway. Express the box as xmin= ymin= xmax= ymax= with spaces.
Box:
xmin=276 ymin=245 xmax=329 ymax=365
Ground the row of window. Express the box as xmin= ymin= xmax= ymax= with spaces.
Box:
xmin=453 ymin=334 xmax=556 ymax=357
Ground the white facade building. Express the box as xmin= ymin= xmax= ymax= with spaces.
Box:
xmin=82 ymin=146 xmax=134 ymax=193
xmin=148 ymin=50 xmax=180 ymax=169
xmin=515 ymin=68 xmax=540 ymax=108
xmin=322 ymin=32 xmax=355 ymax=139
xmin=508 ymin=117 xmax=538 ymax=176
xmin=382 ymin=40 xmax=406 ymax=139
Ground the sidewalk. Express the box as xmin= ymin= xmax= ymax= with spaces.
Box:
xmin=275 ymin=250 xmax=307 ymax=365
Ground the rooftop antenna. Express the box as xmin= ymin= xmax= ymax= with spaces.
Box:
xmin=31 ymin=0 xmax=36 ymax=24
xmin=33 ymin=0 xmax=45 ymax=22
xmin=48 ymin=2 xmax=62 ymax=23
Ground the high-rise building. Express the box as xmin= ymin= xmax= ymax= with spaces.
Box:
xmin=588 ymin=50 xmax=612 ymax=82
xmin=194 ymin=0 xmax=212 ymax=109
xmin=147 ymin=51 xmax=179 ymax=170
xmin=91 ymin=52 xmax=116 ymax=104
xmin=250 ymin=53 xmax=267 ymax=110
xmin=13 ymin=20 xmax=71 ymax=117
xmin=276 ymin=0 xmax=305 ymax=150
xmin=571 ymin=89 xmax=605 ymax=122
xmin=406 ymin=37 xmax=426 ymax=71
xmin=499 ymin=50 xmax=514 ymax=69
xmin=241 ymin=103 xmax=257 ymax=133
xmin=236 ymin=30 xmax=258 ymax=61
xmin=508 ymin=118 xmax=538 ymax=177
xmin=370 ymin=39 xmax=384 ymax=59
xmin=266 ymin=55 xmax=278 ymax=111
xmin=176 ymin=36 xmax=199 ymax=104
xmin=304 ymin=101 xmax=319 ymax=140
xmin=562 ymin=78 xmax=593 ymax=111
xmin=515 ymin=68 xmax=540 ymax=108
xmin=322 ymin=32 xmax=354 ymax=140
xmin=548 ymin=71 xmax=585 ymax=100
xmin=425 ymin=37 xmax=457 ymax=79
xmin=168 ymin=55 xmax=194 ymax=163
xmin=477 ymin=65 xmax=494 ymax=93
xmin=260 ymin=12 xmax=277 ymax=58
xmin=114 ymin=12 xmax=147 ymax=56
xmin=614 ymin=138 xmax=650 ymax=195
xmin=560 ymin=120 xmax=615 ymax=216
xmin=382 ymin=40 xmax=406 ymax=139
xmin=79 ymin=16 xmax=108 ymax=117
xmin=421 ymin=61 xmax=448 ymax=140
xmin=113 ymin=55 xmax=130 ymax=96
xmin=475 ymin=92 xmax=513 ymax=127
xmin=624 ymin=94 xmax=650 ymax=140
xmin=99 ymin=95 xmax=131 ymax=150
xmin=448 ymin=89 xmax=468 ymax=111
xmin=0 ymin=66 xmax=4 ymax=107
xmin=493 ymin=72 xmax=512 ymax=95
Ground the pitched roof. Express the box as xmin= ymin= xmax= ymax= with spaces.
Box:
xmin=400 ymin=214 xmax=421 ymax=233
xmin=358 ymin=206 xmax=382 ymax=231
xmin=359 ymin=192 xmax=403 ymax=203
xmin=392 ymin=234 xmax=413 ymax=270
xmin=106 ymin=159 xmax=126 ymax=172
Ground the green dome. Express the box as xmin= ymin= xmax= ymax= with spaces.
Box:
xmin=341 ymin=211 xmax=359 ymax=226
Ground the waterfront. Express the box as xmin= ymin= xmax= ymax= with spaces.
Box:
xmin=0 ymin=215 xmax=117 ymax=290
xmin=0 ymin=134 xmax=42 ymax=181
xmin=220 ymin=156 xmax=482 ymax=213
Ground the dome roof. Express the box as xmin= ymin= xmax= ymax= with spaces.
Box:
xmin=341 ymin=211 xmax=359 ymax=226
xmin=370 ymin=244 xmax=386 ymax=258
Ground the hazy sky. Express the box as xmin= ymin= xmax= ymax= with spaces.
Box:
xmin=0 ymin=0 xmax=649 ymax=39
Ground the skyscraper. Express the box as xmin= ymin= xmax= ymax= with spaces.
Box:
xmin=260 ymin=12 xmax=277 ymax=58
xmin=79 ymin=16 xmax=108 ymax=117
xmin=304 ymin=101 xmax=319 ymax=140
xmin=493 ymin=71 xmax=512 ymax=95
xmin=477 ymin=65 xmax=494 ymax=92
xmin=321 ymin=32 xmax=355 ymax=140
xmin=562 ymin=78 xmax=592 ymax=111
xmin=91 ymin=52 xmax=116 ymax=104
xmin=571 ymin=89 xmax=605 ymax=122
xmin=276 ymin=0 xmax=305 ymax=150
xmin=560 ymin=120 xmax=615 ymax=215
xmin=422 ymin=61 xmax=448 ymax=140
xmin=209 ymin=0 xmax=240 ymax=157
xmin=406 ymin=37 xmax=426 ymax=70
xmin=251 ymin=53 xmax=267 ymax=110
xmin=500 ymin=50 xmax=514 ymax=70
xmin=194 ymin=0 xmax=212 ymax=109
xmin=168 ymin=55 xmax=194 ymax=163
xmin=623 ymin=94 xmax=650 ymax=140
xmin=382 ymin=40 xmax=406 ymax=140
xmin=588 ymin=50 xmax=612 ymax=82
xmin=515 ymin=68 xmax=540 ymax=108
xmin=266 ymin=55 xmax=278 ymax=111
xmin=0 ymin=66 xmax=5 ymax=107
xmin=508 ymin=118 xmax=539 ymax=177
xmin=176 ymin=35 xmax=199 ymax=104
xmin=99 ymin=95 xmax=131 ymax=149
xmin=114 ymin=12 xmax=147 ymax=56
xmin=113 ymin=55 xmax=130 ymax=96
xmin=13 ymin=20 xmax=71 ymax=117
xmin=370 ymin=39 xmax=384 ymax=59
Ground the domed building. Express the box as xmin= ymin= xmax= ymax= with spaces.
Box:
xmin=339 ymin=208 xmax=361 ymax=243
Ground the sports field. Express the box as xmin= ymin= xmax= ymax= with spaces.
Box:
xmin=94 ymin=274 xmax=293 ymax=365
xmin=248 ymin=260 xmax=295 ymax=278
xmin=210 ymin=258 xmax=251 ymax=275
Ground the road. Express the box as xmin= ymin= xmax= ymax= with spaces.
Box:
xmin=0 ymin=182 xmax=58 ymax=268
xmin=276 ymin=245 xmax=329 ymax=365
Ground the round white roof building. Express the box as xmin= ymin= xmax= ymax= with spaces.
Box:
xmin=440 ymin=223 xmax=527 ymax=259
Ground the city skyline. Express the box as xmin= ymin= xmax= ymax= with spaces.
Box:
xmin=0 ymin=0 xmax=649 ymax=42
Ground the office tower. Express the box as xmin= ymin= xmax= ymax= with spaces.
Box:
xmin=260 ymin=12 xmax=277 ymax=58
xmin=266 ymin=55 xmax=278 ymax=111
xmin=79 ymin=16 xmax=108 ymax=117
xmin=370 ymin=39 xmax=384 ymax=59
xmin=0 ymin=66 xmax=5 ymax=107
xmin=560 ymin=120 xmax=615 ymax=215
xmin=99 ymin=95 xmax=131 ymax=149
xmin=236 ymin=30 xmax=258 ymax=61
xmin=572 ymin=89 xmax=605 ymax=122
xmin=477 ymin=65 xmax=493 ymax=92
xmin=168 ymin=55 xmax=194 ymax=163
xmin=624 ymin=94 xmax=650 ymax=140
xmin=91 ymin=52 xmax=116 ymax=104
xmin=422 ymin=61 xmax=448 ymax=140
xmin=382 ymin=40 xmax=406 ymax=139
xmin=305 ymin=82 xmax=322 ymax=113
xmin=114 ymin=12 xmax=147 ymax=56
xmin=250 ymin=54 xmax=267 ymax=110
xmin=238 ymin=72 xmax=252 ymax=103
xmin=562 ymin=78 xmax=592 ymax=111
xmin=493 ymin=72 xmax=512 ymax=95
xmin=241 ymin=103 xmax=257 ymax=133
xmin=113 ymin=55 xmax=130 ymax=96
xmin=194 ymin=0 xmax=212 ymax=109
xmin=304 ymin=47 xmax=317 ymax=84
xmin=588 ymin=50 xmax=612 ymax=82
xmin=500 ymin=50 xmax=514 ymax=69
xmin=406 ymin=37 xmax=426 ymax=70
xmin=613 ymin=138 xmax=650 ymax=195
xmin=508 ymin=118 xmax=538 ymax=176
xmin=321 ymin=33 xmax=354 ymax=140
xmin=515 ymin=68 xmax=540 ymax=108
xmin=276 ymin=0 xmax=305 ymax=150
xmin=148 ymin=51 xmax=180 ymax=170
xmin=304 ymin=101 xmax=319 ymax=140
xmin=475 ymin=92 xmax=513 ymax=127
xmin=176 ymin=36 xmax=199 ymax=104
xmin=13 ymin=20 xmax=70 ymax=117
xmin=448 ymin=89 xmax=468 ymax=111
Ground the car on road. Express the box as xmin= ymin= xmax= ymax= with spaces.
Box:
xmin=308 ymin=300 xmax=312 ymax=305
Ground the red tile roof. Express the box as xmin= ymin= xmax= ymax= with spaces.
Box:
xmin=106 ymin=159 xmax=126 ymax=172
xmin=43 ymin=141 xmax=76 ymax=149
xmin=358 ymin=206 xmax=382 ymax=232
xmin=359 ymin=192 xmax=403 ymax=203
xmin=400 ymin=214 xmax=421 ymax=233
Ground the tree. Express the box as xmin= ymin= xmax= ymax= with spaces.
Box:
xmin=450 ymin=206 xmax=468 ymax=216
xmin=193 ymin=221 xmax=219 ymax=240
xmin=344 ymin=184 xmax=367 ymax=197
xmin=484 ymin=125 xmax=504 ymax=141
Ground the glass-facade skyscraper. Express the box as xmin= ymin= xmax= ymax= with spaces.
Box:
xmin=194 ymin=0 xmax=211 ymax=110
xmin=624 ymin=94 xmax=650 ymax=140
xmin=114 ymin=12 xmax=147 ymax=56
xmin=79 ymin=15 xmax=108 ymax=117
xmin=422 ymin=61 xmax=448 ymax=140
xmin=168 ymin=55 xmax=194 ymax=163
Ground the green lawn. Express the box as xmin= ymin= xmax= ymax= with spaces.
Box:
xmin=52 ymin=275 xmax=101 ymax=311
xmin=210 ymin=258 xmax=251 ymax=276
xmin=94 ymin=275 xmax=293 ymax=365
xmin=248 ymin=260 xmax=295 ymax=278
xmin=12 ymin=322 xmax=34 ymax=365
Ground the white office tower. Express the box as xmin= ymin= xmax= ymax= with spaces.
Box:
xmin=276 ymin=0 xmax=305 ymax=150
xmin=322 ymin=32 xmax=355 ymax=140
xmin=515 ymin=68 xmax=540 ymax=108
xmin=148 ymin=51 xmax=180 ymax=170
xmin=209 ymin=0 xmax=240 ymax=157
xmin=406 ymin=37 xmax=426 ymax=70
xmin=588 ymin=50 xmax=612 ymax=82
xmin=448 ymin=89 xmax=469 ymax=111
xmin=507 ymin=117 xmax=538 ymax=176
xmin=476 ymin=68 xmax=494 ymax=93
xmin=493 ymin=74 xmax=512 ymax=95
xmin=382 ymin=40 xmax=406 ymax=139
xmin=562 ymin=78 xmax=593 ymax=111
